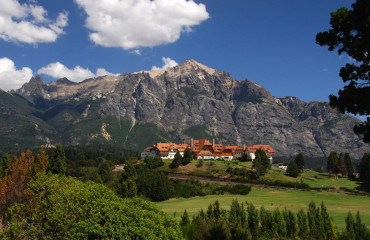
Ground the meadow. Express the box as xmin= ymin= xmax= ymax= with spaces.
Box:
xmin=156 ymin=186 xmax=370 ymax=230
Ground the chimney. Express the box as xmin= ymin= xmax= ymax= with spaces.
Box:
xmin=191 ymin=138 xmax=194 ymax=149
xmin=243 ymin=144 xmax=246 ymax=151
xmin=213 ymin=138 xmax=215 ymax=147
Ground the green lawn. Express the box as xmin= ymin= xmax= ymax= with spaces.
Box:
xmin=156 ymin=187 xmax=370 ymax=230
xmin=300 ymin=170 xmax=361 ymax=189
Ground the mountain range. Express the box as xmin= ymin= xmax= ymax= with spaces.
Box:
xmin=1 ymin=59 xmax=369 ymax=158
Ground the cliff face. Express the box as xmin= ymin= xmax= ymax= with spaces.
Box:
xmin=7 ymin=59 xmax=369 ymax=158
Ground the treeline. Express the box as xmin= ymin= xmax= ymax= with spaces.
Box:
xmin=180 ymin=200 xmax=370 ymax=240
xmin=1 ymin=147 xmax=252 ymax=204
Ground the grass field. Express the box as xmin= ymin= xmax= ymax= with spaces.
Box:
xmin=156 ymin=187 xmax=370 ymax=230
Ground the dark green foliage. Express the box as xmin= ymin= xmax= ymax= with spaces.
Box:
xmin=339 ymin=153 xmax=348 ymax=177
xmin=182 ymin=147 xmax=192 ymax=165
xmin=0 ymin=153 xmax=11 ymax=178
xmin=182 ymin=200 xmax=368 ymax=240
xmin=294 ymin=153 xmax=305 ymax=173
xmin=98 ymin=160 xmax=114 ymax=183
xmin=225 ymin=184 xmax=251 ymax=195
xmin=172 ymin=178 xmax=206 ymax=198
xmin=345 ymin=153 xmax=355 ymax=177
xmin=297 ymin=209 xmax=308 ymax=238
xmin=327 ymin=152 xmax=339 ymax=176
xmin=136 ymin=169 xmax=174 ymax=202
xmin=0 ymin=174 xmax=182 ymax=239
xmin=170 ymin=151 xmax=182 ymax=169
xmin=229 ymin=199 xmax=246 ymax=228
xmin=247 ymin=203 xmax=259 ymax=238
xmin=253 ymin=149 xmax=269 ymax=178
xmin=259 ymin=206 xmax=273 ymax=238
xmin=283 ymin=208 xmax=297 ymax=237
xmin=359 ymin=153 xmax=370 ymax=185
xmin=316 ymin=0 xmax=370 ymax=142
xmin=181 ymin=210 xmax=190 ymax=226
xmin=258 ymin=149 xmax=271 ymax=170
xmin=144 ymin=156 xmax=164 ymax=169
xmin=286 ymin=160 xmax=299 ymax=178
xmin=48 ymin=144 xmax=66 ymax=175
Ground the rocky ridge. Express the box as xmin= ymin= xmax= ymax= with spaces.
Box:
xmin=4 ymin=59 xmax=369 ymax=158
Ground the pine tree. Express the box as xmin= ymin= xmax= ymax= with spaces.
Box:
xmin=181 ymin=210 xmax=190 ymax=226
xmin=327 ymin=152 xmax=339 ymax=178
xmin=283 ymin=208 xmax=296 ymax=238
xmin=247 ymin=203 xmax=259 ymax=238
xmin=253 ymin=149 xmax=268 ymax=178
xmin=345 ymin=212 xmax=356 ymax=239
xmin=344 ymin=153 xmax=354 ymax=177
xmin=0 ymin=153 xmax=12 ymax=178
xmin=294 ymin=153 xmax=305 ymax=173
xmin=321 ymin=201 xmax=337 ymax=239
xmin=182 ymin=147 xmax=192 ymax=165
xmin=259 ymin=206 xmax=273 ymax=238
xmin=359 ymin=153 xmax=370 ymax=185
xmin=49 ymin=144 xmax=66 ymax=175
xmin=286 ymin=160 xmax=299 ymax=178
xmin=338 ymin=153 xmax=348 ymax=177
xmin=170 ymin=151 xmax=182 ymax=169
xmin=354 ymin=211 xmax=370 ymax=239
xmin=297 ymin=209 xmax=308 ymax=238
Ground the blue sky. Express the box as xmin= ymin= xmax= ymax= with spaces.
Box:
xmin=0 ymin=0 xmax=355 ymax=103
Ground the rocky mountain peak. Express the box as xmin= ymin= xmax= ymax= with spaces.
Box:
xmin=55 ymin=77 xmax=77 ymax=85
xmin=14 ymin=75 xmax=47 ymax=104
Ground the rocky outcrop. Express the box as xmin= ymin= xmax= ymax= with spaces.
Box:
xmin=10 ymin=59 xmax=370 ymax=158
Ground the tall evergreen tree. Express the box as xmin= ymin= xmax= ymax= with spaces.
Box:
xmin=294 ymin=153 xmax=305 ymax=173
xmin=297 ymin=209 xmax=308 ymax=238
xmin=338 ymin=153 xmax=348 ymax=177
xmin=181 ymin=210 xmax=190 ymax=226
xmin=256 ymin=149 xmax=271 ymax=170
xmin=0 ymin=153 xmax=12 ymax=178
xmin=259 ymin=206 xmax=273 ymax=238
xmin=316 ymin=0 xmax=370 ymax=143
xmin=359 ymin=153 xmax=370 ymax=185
xmin=354 ymin=211 xmax=370 ymax=239
xmin=49 ymin=144 xmax=66 ymax=175
xmin=327 ymin=152 xmax=339 ymax=178
xmin=286 ymin=160 xmax=299 ymax=178
xmin=344 ymin=153 xmax=355 ymax=177
xmin=321 ymin=201 xmax=337 ymax=239
xmin=283 ymin=208 xmax=296 ymax=237
xmin=182 ymin=147 xmax=193 ymax=165
xmin=253 ymin=149 xmax=269 ymax=178
xmin=247 ymin=203 xmax=259 ymax=238
xmin=170 ymin=151 xmax=182 ymax=169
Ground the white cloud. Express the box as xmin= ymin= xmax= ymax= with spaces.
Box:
xmin=75 ymin=0 xmax=209 ymax=49
xmin=130 ymin=50 xmax=142 ymax=56
xmin=38 ymin=62 xmax=117 ymax=82
xmin=0 ymin=57 xmax=33 ymax=91
xmin=0 ymin=0 xmax=68 ymax=44
xmin=152 ymin=57 xmax=178 ymax=70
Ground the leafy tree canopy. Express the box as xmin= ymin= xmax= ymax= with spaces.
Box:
xmin=1 ymin=173 xmax=182 ymax=239
xmin=316 ymin=0 xmax=370 ymax=142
